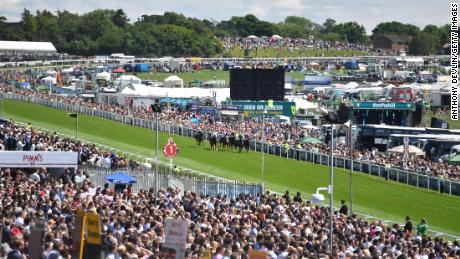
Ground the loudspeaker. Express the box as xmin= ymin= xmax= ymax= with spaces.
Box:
xmin=230 ymin=69 xmax=284 ymax=100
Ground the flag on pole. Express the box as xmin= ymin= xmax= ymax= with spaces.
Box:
xmin=68 ymin=113 xmax=77 ymax=118
xmin=403 ymin=137 xmax=409 ymax=161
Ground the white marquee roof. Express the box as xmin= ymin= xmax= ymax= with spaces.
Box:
xmin=0 ymin=41 xmax=57 ymax=52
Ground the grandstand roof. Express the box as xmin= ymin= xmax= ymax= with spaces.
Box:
xmin=0 ymin=41 xmax=57 ymax=52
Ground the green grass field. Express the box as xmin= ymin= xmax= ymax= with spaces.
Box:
xmin=423 ymin=111 xmax=460 ymax=129
xmin=4 ymin=100 xmax=460 ymax=237
xmin=135 ymin=69 xmax=306 ymax=86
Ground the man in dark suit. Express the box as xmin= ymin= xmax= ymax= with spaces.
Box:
xmin=339 ymin=200 xmax=348 ymax=215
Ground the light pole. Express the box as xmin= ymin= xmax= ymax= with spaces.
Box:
xmin=152 ymin=102 xmax=161 ymax=205
xmin=261 ymin=107 xmax=267 ymax=190
xmin=329 ymin=123 xmax=334 ymax=254
xmin=49 ymin=75 xmax=52 ymax=95
xmin=345 ymin=120 xmax=353 ymax=216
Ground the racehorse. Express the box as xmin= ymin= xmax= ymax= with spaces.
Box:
xmin=223 ymin=134 xmax=231 ymax=150
xmin=229 ymin=133 xmax=236 ymax=150
xmin=210 ymin=134 xmax=218 ymax=151
xmin=194 ymin=131 xmax=204 ymax=146
xmin=239 ymin=134 xmax=250 ymax=153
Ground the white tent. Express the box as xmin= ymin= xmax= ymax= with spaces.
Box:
xmin=345 ymin=82 xmax=359 ymax=89
xmin=40 ymin=76 xmax=57 ymax=85
xmin=164 ymin=75 xmax=184 ymax=88
xmin=116 ymin=75 xmax=141 ymax=87
xmin=387 ymin=145 xmax=425 ymax=156
xmin=121 ymin=84 xmax=230 ymax=102
xmin=286 ymin=96 xmax=318 ymax=111
xmin=0 ymin=41 xmax=56 ymax=52
xmin=46 ymin=70 xmax=57 ymax=76
xmin=96 ymin=72 xmax=111 ymax=81
xmin=61 ymin=68 xmax=74 ymax=74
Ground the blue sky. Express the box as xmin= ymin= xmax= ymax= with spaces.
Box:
xmin=1 ymin=0 xmax=452 ymax=34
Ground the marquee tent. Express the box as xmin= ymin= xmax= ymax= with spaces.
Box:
xmin=116 ymin=75 xmax=142 ymax=87
xmin=164 ymin=75 xmax=184 ymax=88
xmin=121 ymin=84 xmax=230 ymax=102
xmin=96 ymin=72 xmax=111 ymax=81
xmin=0 ymin=41 xmax=57 ymax=52
xmin=40 ymin=76 xmax=57 ymax=85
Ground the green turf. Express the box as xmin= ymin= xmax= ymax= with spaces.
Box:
xmin=4 ymin=100 xmax=460 ymax=237
xmin=423 ymin=111 xmax=460 ymax=129
xmin=135 ymin=69 xmax=306 ymax=86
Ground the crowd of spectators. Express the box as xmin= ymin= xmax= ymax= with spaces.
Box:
xmin=1 ymin=166 xmax=459 ymax=259
xmin=221 ymin=37 xmax=393 ymax=57
xmin=0 ymin=119 xmax=141 ymax=171
xmin=2 ymin=84 xmax=459 ymax=182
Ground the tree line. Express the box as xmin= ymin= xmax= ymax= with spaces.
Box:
xmin=0 ymin=9 xmax=452 ymax=57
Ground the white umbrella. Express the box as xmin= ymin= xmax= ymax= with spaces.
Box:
xmin=247 ymin=35 xmax=258 ymax=39
xmin=387 ymin=145 xmax=425 ymax=156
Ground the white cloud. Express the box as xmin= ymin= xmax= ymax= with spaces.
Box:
xmin=0 ymin=0 xmax=451 ymax=33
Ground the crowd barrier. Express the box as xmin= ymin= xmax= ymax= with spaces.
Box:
xmin=85 ymin=166 xmax=263 ymax=199
xmin=3 ymin=92 xmax=459 ymax=196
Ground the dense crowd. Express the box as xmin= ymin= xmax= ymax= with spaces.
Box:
xmin=221 ymin=37 xmax=393 ymax=56
xmin=2 ymin=84 xmax=459 ymax=182
xmin=1 ymin=166 xmax=459 ymax=259
xmin=0 ymin=120 xmax=141 ymax=170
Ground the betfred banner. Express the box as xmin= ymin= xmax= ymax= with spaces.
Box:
xmin=0 ymin=151 xmax=78 ymax=168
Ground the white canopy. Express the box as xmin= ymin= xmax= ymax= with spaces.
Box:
xmin=122 ymin=84 xmax=230 ymax=102
xmin=0 ymin=41 xmax=57 ymax=52
xmin=286 ymin=96 xmax=318 ymax=110
xmin=164 ymin=75 xmax=184 ymax=88
xmin=61 ymin=68 xmax=74 ymax=73
xmin=40 ymin=76 xmax=57 ymax=85
xmin=116 ymin=75 xmax=142 ymax=87
xmin=96 ymin=72 xmax=111 ymax=81
xmin=345 ymin=82 xmax=359 ymax=89
xmin=387 ymin=145 xmax=425 ymax=156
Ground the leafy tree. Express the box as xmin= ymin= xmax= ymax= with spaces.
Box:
xmin=21 ymin=9 xmax=38 ymax=40
xmin=332 ymin=22 xmax=367 ymax=43
xmin=112 ymin=9 xmax=129 ymax=28
xmin=372 ymin=21 xmax=420 ymax=36
xmin=409 ymin=32 xmax=437 ymax=55
xmin=321 ymin=18 xmax=336 ymax=34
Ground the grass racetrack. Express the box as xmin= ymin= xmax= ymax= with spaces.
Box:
xmin=4 ymin=100 xmax=460 ymax=237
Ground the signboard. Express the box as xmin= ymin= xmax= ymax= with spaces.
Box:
xmin=224 ymin=101 xmax=296 ymax=117
xmin=85 ymin=213 xmax=101 ymax=245
xmin=164 ymin=219 xmax=189 ymax=250
xmin=71 ymin=209 xmax=85 ymax=259
xmin=0 ymin=151 xmax=78 ymax=168
xmin=164 ymin=143 xmax=177 ymax=158
xmin=352 ymin=101 xmax=415 ymax=111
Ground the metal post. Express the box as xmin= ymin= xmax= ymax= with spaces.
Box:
xmin=329 ymin=124 xmax=334 ymax=254
xmin=349 ymin=124 xmax=353 ymax=216
xmin=155 ymin=114 xmax=159 ymax=205
xmin=1 ymin=95 xmax=3 ymax=120
xmin=49 ymin=75 xmax=52 ymax=95
xmin=261 ymin=109 xmax=265 ymax=190
xmin=76 ymin=114 xmax=79 ymax=140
